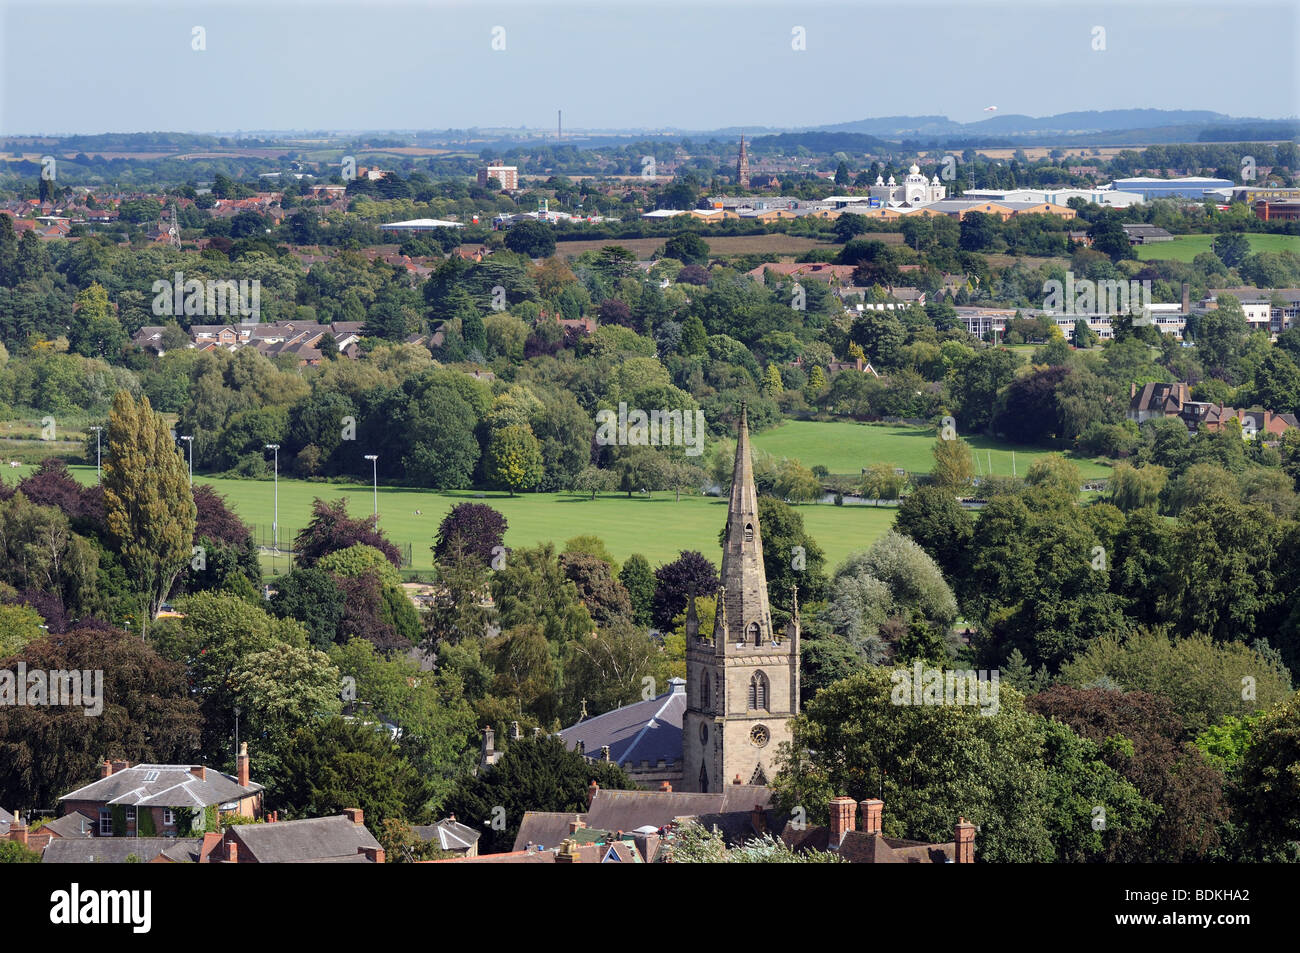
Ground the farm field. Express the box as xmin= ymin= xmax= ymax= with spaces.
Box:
xmin=25 ymin=465 xmax=897 ymax=575
xmin=750 ymin=419 xmax=1112 ymax=479
xmin=1136 ymin=233 xmax=1300 ymax=262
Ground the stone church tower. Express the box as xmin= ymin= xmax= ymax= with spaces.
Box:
xmin=736 ymin=134 xmax=750 ymax=189
xmin=682 ymin=406 xmax=799 ymax=792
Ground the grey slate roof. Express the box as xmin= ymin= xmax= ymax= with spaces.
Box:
xmin=413 ymin=817 xmax=481 ymax=852
xmin=228 ymin=814 xmax=381 ymax=863
xmin=511 ymin=784 xmax=780 ymax=853
xmin=557 ymin=678 xmax=686 ymax=768
xmin=59 ymin=764 xmax=262 ymax=809
xmin=42 ymin=811 xmax=96 ymax=839
xmin=42 ymin=837 xmax=203 ymax=864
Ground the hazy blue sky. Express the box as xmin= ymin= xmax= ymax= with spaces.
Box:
xmin=1 ymin=0 xmax=1296 ymax=135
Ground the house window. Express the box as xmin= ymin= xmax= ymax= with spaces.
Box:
xmin=99 ymin=809 xmax=112 ymax=836
xmin=125 ymin=806 xmax=136 ymax=826
xmin=749 ymin=671 xmax=769 ymax=711
xmin=163 ymin=810 xmax=175 ymax=827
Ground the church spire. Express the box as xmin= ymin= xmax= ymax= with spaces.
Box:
xmin=736 ymin=134 xmax=750 ymax=190
xmin=712 ymin=404 xmax=772 ymax=653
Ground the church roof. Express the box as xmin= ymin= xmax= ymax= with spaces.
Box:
xmin=557 ymin=678 xmax=686 ymax=768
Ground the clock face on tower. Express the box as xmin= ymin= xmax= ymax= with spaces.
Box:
xmin=750 ymin=724 xmax=770 ymax=747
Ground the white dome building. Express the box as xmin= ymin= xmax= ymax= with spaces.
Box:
xmin=869 ymin=163 xmax=947 ymax=207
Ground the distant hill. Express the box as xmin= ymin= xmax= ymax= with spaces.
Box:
xmin=812 ymin=110 xmax=1297 ymax=146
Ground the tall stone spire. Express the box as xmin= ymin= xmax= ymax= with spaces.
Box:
xmin=736 ymin=134 xmax=750 ymax=189
xmin=713 ymin=404 xmax=773 ymax=653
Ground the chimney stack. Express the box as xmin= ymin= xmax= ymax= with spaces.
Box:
xmin=99 ymin=760 xmax=113 ymax=779
xmin=237 ymin=742 xmax=250 ymax=787
xmin=111 ymin=759 xmax=129 ymax=774
xmin=568 ymin=815 xmax=585 ymax=835
xmin=9 ymin=812 xmax=27 ymax=846
xmin=828 ymin=796 xmax=857 ymax=848
xmin=587 ymin=781 xmax=598 ymax=806
xmin=359 ymin=845 xmax=385 ymax=863
xmin=225 ymin=840 xmax=238 ymax=863
xmin=599 ymin=745 xmax=610 ymax=762
xmin=955 ymin=817 xmax=975 ymax=864
xmin=860 ymin=798 xmax=884 ymax=835
xmin=509 ymin=721 xmax=522 ymax=741
xmin=1182 ymin=281 xmax=1190 ymax=314
xmin=190 ymin=765 xmax=206 ymax=781
xmin=555 ymin=838 xmax=581 ymax=864
xmin=344 ymin=808 xmax=364 ymax=827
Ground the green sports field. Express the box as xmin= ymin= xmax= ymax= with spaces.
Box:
xmin=1135 ymin=233 xmax=1300 ymax=262
xmin=750 ymin=420 xmax=1112 ymax=480
xmin=26 ymin=465 xmax=897 ymax=575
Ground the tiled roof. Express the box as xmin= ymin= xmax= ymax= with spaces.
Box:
xmin=59 ymin=764 xmax=261 ymax=809
xmin=413 ymin=817 xmax=481 ymax=852
xmin=42 ymin=837 xmax=203 ymax=864
xmin=781 ymin=824 xmax=956 ymax=863
xmin=228 ymin=814 xmax=381 ymax=863
xmin=557 ymin=679 xmax=686 ymax=769
xmin=42 ymin=811 xmax=95 ymax=839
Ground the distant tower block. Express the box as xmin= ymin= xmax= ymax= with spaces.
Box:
xmin=736 ymin=134 xmax=750 ymax=189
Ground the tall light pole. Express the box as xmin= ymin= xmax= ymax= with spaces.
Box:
xmin=364 ymin=454 xmax=379 ymax=531
xmin=266 ymin=444 xmax=280 ymax=556
xmin=89 ymin=426 xmax=102 ymax=482
xmin=180 ymin=435 xmax=193 ymax=487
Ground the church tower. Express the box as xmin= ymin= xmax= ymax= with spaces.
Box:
xmin=682 ymin=405 xmax=799 ymax=792
xmin=736 ymin=134 xmax=750 ymax=189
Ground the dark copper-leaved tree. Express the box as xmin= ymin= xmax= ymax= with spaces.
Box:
xmin=1027 ymin=685 xmax=1228 ymax=862
xmin=294 ymin=497 xmax=401 ymax=568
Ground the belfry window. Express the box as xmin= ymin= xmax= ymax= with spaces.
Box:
xmin=744 ymin=522 xmax=754 ymax=543
xmin=701 ymin=674 xmax=710 ymax=710
xmin=748 ymin=671 xmax=769 ymax=711
xmin=748 ymin=621 xmax=761 ymax=645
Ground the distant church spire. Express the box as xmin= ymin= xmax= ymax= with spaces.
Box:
xmin=736 ymin=134 xmax=750 ymax=190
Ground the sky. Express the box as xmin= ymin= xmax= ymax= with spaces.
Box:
xmin=1 ymin=0 xmax=1296 ymax=136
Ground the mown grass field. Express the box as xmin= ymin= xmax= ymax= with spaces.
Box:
xmin=22 ymin=465 xmax=898 ymax=576
xmin=1136 ymin=233 xmax=1300 ymax=262
xmin=750 ymin=420 xmax=1112 ymax=479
